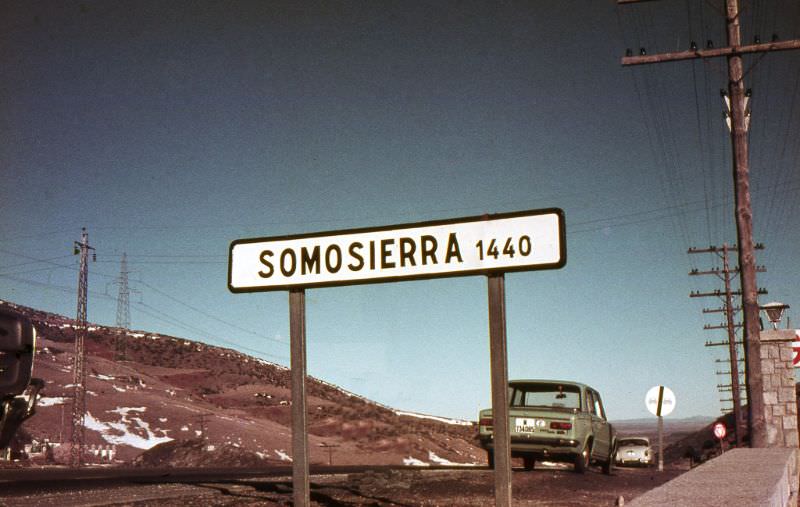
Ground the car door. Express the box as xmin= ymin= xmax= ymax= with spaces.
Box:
xmin=589 ymin=389 xmax=611 ymax=458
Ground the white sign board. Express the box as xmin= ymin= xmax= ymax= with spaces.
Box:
xmin=229 ymin=209 xmax=565 ymax=292
xmin=713 ymin=422 xmax=726 ymax=440
xmin=645 ymin=385 xmax=675 ymax=417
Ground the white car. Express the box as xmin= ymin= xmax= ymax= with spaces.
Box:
xmin=615 ymin=437 xmax=652 ymax=466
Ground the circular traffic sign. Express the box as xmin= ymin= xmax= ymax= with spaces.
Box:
xmin=645 ymin=385 xmax=676 ymax=416
xmin=713 ymin=422 xmax=727 ymax=440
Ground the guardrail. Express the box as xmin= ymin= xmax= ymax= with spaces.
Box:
xmin=629 ymin=448 xmax=797 ymax=507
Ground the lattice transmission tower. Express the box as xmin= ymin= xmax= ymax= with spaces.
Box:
xmin=115 ymin=253 xmax=130 ymax=360
xmin=71 ymin=227 xmax=95 ymax=467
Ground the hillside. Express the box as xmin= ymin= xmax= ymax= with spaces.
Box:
xmin=0 ymin=300 xmax=482 ymax=467
xmin=612 ymin=417 xmax=715 ymax=449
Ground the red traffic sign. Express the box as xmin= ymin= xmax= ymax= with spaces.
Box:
xmin=713 ymin=422 xmax=727 ymax=440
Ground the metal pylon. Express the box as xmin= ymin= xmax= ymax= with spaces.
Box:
xmin=70 ymin=228 xmax=94 ymax=467
xmin=115 ymin=253 xmax=130 ymax=360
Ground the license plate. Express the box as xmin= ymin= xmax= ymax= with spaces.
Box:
xmin=515 ymin=418 xmax=545 ymax=433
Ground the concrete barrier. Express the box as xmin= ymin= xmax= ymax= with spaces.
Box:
xmin=628 ymin=448 xmax=797 ymax=507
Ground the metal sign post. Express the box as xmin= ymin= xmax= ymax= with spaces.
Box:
xmin=645 ymin=385 xmax=675 ymax=473
xmin=713 ymin=422 xmax=727 ymax=454
xmin=488 ymin=273 xmax=511 ymax=507
xmin=657 ymin=414 xmax=664 ymax=472
xmin=228 ymin=209 xmax=566 ymax=507
xmin=289 ymin=289 xmax=310 ymax=506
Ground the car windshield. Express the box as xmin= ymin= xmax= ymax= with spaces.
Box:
xmin=510 ymin=383 xmax=581 ymax=410
xmin=620 ymin=439 xmax=649 ymax=446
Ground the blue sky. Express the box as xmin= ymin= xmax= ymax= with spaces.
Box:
xmin=2 ymin=0 xmax=799 ymax=421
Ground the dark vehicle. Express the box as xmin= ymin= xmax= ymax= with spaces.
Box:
xmin=0 ymin=308 xmax=42 ymax=453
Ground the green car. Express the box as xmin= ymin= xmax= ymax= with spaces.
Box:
xmin=478 ymin=379 xmax=616 ymax=474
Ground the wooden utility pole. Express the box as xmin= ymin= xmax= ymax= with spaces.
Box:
xmin=725 ymin=0 xmax=765 ymax=447
xmin=620 ymin=0 xmax=800 ymax=447
xmin=720 ymin=244 xmax=743 ymax=445
xmin=689 ymin=244 xmax=765 ymax=446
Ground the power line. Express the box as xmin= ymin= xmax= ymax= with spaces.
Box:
xmin=0 ymin=254 xmax=74 ymax=271
xmin=620 ymin=0 xmax=800 ymax=449
xmin=0 ymin=272 xmax=287 ymax=362
xmin=134 ymin=301 xmax=287 ymax=362
xmin=137 ymin=280 xmax=285 ymax=346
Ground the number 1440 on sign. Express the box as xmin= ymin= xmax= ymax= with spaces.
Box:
xmin=476 ymin=236 xmax=533 ymax=260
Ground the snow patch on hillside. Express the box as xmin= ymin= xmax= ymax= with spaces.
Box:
xmin=395 ymin=410 xmax=473 ymax=426
xmin=428 ymin=451 xmax=458 ymax=465
xmin=38 ymin=397 xmax=68 ymax=407
xmin=85 ymin=408 xmax=172 ymax=449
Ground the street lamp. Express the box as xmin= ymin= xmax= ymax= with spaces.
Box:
xmin=760 ymin=302 xmax=790 ymax=330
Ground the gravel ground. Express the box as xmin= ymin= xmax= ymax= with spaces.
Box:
xmin=0 ymin=464 xmax=684 ymax=506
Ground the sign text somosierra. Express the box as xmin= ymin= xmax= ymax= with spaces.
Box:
xmin=228 ymin=209 xmax=565 ymax=292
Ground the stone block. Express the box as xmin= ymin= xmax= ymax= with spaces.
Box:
xmin=762 ymin=361 xmax=775 ymax=374
xmin=787 ymin=402 xmax=798 ymax=415
xmin=785 ymin=431 xmax=799 ymax=448
xmin=765 ymin=391 xmax=779 ymax=405
xmin=766 ymin=424 xmax=781 ymax=445
xmin=779 ymin=387 xmax=796 ymax=403
xmin=780 ymin=346 xmax=794 ymax=362
xmin=773 ymin=405 xmax=786 ymax=416
xmin=783 ymin=374 xmax=795 ymax=387
xmin=783 ymin=416 xmax=797 ymax=430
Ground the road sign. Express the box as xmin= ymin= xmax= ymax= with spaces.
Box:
xmin=646 ymin=385 xmax=675 ymax=473
xmin=713 ymin=422 xmax=727 ymax=440
xmin=229 ymin=209 xmax=568 ymax=507
xmin=792 ymin=330 xmax=800 ymax=367
xmin=645 ymin=385 xmax=676 ymax=417
xmin=229 ymin=209 xmax=566 ymax=292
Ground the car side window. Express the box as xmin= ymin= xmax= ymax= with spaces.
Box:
xmin=585 ymin=389 xmax=596 ymax=415
xmin=592 ymin=390 xmax=606 ymax=420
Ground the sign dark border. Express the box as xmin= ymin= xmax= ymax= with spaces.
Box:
xmin=228 ymin=208 xmax=566 ymax=293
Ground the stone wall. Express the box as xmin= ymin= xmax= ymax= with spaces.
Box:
xmin=628 ymin=448 xmax=797 ymax=507
xmin=760 ymin=329 xmax=799 ymax=448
